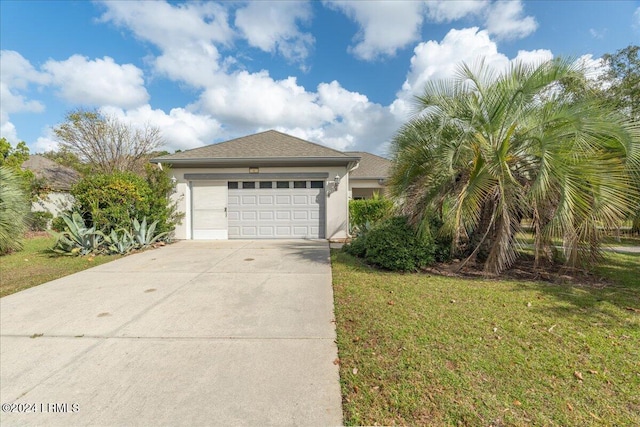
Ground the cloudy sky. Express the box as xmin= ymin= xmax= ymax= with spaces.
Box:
xmin=1 ymin=1 xmax=639 ymax=156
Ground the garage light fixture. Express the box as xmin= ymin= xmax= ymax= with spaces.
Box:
xmin=328 ymin=174 xmax=341 ymax=195
xmin=170 ymin=175 xmax=177 ymax=193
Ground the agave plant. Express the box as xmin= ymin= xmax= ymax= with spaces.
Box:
xmin=132 ymin=217 xmax=168 ymax=248
xmin=50 ymin=212 xmax=105 ymax=256
xmin=105 ymin=228 xmax=137 ymax=254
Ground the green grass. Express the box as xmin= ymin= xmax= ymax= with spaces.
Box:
xmin=332 ymin=250 xmax=640 ymax=426
xmin=0 ymin=236 xmax=118 ymax=298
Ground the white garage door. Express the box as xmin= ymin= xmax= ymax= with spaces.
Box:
xmin=228 ymin=180 xmax=325 ymax=239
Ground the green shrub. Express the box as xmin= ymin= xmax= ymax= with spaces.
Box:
xmin=71 ymin=172 xmax=152 ymax=232
xmin=349 ymin=193 xmax=393 ymax=232
xmin=424 ymin=215 xmax=452 ymax=262
xmin=362 ymin=216 xmax=435 ymax=272
xmin=28 ymin=211 xmax=53 ymax=231
xmin=344 ymin=232 xmax=368 ymax=258
xmin=70 ymin=168 xmax=179 ymax=235
xmin=51 ymin=214 xmax=68 ymax=232
xmin=0 ymin=166 xmax=30 ymax=254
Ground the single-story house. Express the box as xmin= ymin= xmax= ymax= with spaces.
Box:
xmin=152 ymin=130 xmax=391 ymax=241
xmin=21 ymin=155 xmax=80 ymax=217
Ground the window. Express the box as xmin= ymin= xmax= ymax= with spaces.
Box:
xmin=276 ymin=181 xmax=290 ymax=189
xmin=293 ymin=181 xmax=306 ymax=189
xmin=310 ymin=181 xmax=324 ymax=189
xmin=228 ymin=181 xmax=238 ymax=189
xmin=242 ymin=182 xmax=256 ymax=189
xmin=259 ymin=181 xmax=273 ymax=189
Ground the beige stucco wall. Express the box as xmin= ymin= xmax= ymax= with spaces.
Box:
xmin=32 ymin=192 xmax=74 ymax=217
xmin=168 ymin=165 xmax=350 ymax=240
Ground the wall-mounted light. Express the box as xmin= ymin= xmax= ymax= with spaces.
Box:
xmin=327 ymin=174 xmax=341 ymax=196
xmin=170 ymin=175 xmax=178 ymax=193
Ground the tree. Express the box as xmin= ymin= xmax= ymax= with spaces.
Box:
xmin=389 ymin=58 xmax=640 ymax=274
xmin=600 ymin=45 xmax=640 ymax=233
xmin=0 ymin=137 xmax=45 ymax=199
xmin=600 ymin=45 xmax=639 ymax=122
xmin=53 ymin=109 xmax=163 ymax=174
xmin=0 ymin=166 xmax=30 ymax=254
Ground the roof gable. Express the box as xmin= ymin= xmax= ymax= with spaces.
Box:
xmin=345 ymin=151 xmax=391 ymax=179
xmin=156 ymin=130 xmax=352 ymax=161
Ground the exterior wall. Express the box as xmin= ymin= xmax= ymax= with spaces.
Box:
xmin=32 ymin=192 xmax=74 ymax=217
xmin=168 ymin=165 xmax=350 ymax=240
xmin=349 ymin=179 xmax=387 ymax=199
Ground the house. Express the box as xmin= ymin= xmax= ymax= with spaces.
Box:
xmin=345 ymin=151 xmax=391 ymax=199
xmin=152 ymin=130 xmax=391 ymax=241
xmin=21 ymin=155 xmax=80 ymax=217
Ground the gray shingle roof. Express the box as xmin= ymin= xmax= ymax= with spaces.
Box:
xmin=344 ymin=152 xmax=391 ymax=179
xmin=21 ymin=155 xmax=80 ymax=192
xmin=155 ymin=130 xmax=353 ymax=161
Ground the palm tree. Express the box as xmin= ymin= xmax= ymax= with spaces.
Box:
xmin=389 ymin=58 xmax=640 ymax=274
xmin=0 ymin=166 xmax=30 ymax=255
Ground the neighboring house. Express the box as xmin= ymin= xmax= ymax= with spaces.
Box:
xmin=345 ymin=151 xmax=391 ymax=199
xmin=153 ymin=130 xmax=377 ymax=241
xmin=21 ymin=155 xmax=80 ymax=217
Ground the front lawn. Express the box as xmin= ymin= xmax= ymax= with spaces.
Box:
xmin=332 ymin=250 xmax=640 ymax=426
xmin=0 ymin=235 xmax=118 ymax=298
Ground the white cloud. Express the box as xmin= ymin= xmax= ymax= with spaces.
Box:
xmin=0 ymin=51 xmax=49 ymax=143
xmin=325 ymin=1 xmax=425 ymax=60
xmin=485 ymin=0 xmax=537 ymax=40
xmin=99 ymin=1 xmax=233 ymax=50
xmin=100 ymin=105 xmax=223 ymax=152
xmin=589 ymin=28 xmax=606 ymax=39
xmin=633 ymin=7 xmax=640 ymax=31
xmin=196 ymin=70 xmax=332 ymax=128
xmin=391 ymin=27 xmax=552 ymax=119
xmin=43 ymin=55 xmax=148 ymax=108
xmin=425 ymin=0 xmax=488 ymax=22
xmin=99 ymin=0 xmax=232 ymax=88
xmin=235 ymin=1 xmax=314 ymax=65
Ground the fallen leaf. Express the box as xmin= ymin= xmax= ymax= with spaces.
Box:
xmin=574 ymin=371 xmax=584 ymax=381
xmin=333 ymin=358 xmax=340 ymax=365
xmin=388 ymin=300 xmax=395 ymax=306
xmin=587 ymin=370 xmax=598 ymax=375
xmin=567 ymin=402 xmax=574 ymax=411
xmin=353 ymin=385 xmax=359 ymax=393
xmin=526 ymin=302 xmax=532 ymax=307
xmin=513 ymin=400 xmax=522 ymax=406
xmin=450 ymin=299 xmax=456 ymax=303
xmin=352 ymin=368 xmax=358 ymax=375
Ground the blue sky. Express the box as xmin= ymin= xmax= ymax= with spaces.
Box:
xmin=1 ymin=1 xmax=639 ymax=156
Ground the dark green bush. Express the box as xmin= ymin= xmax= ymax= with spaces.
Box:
xmin=343 ymin=232 xmax=368 ymax=258
xmin=70 ymin=168 xmax=179 ymax=235
xmin=424 ymin=215 xmax=452 ymax=262
xmin=51 ymin=214 xmax=68 ymax=232
xmin=347 ymin=216 xmax=435 ymax=272
xmin=349 ymin=194 xmax=393 ymax=231
xmin=28 ymin=211 xmax=53 ymax=231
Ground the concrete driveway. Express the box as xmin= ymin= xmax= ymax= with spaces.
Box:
xmin=0 ymin=240 xmax=342 ymax=426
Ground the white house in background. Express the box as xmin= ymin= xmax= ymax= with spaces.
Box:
xmin=21 ymin=155 xmax=80 ymax=217
xmin=152 ymin=130 xmax=391 ymax=241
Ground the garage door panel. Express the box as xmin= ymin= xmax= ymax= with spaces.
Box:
xmin=229 ymin=186 xmax=324 ymax=239
xmin=260 ymin=211 xmax=274 ymax=220
xmin=276 ymin=195 xmax=291 ymax=204
xmin=276 ymin=211 xmax=291 ymax=220
xmin=241 ymin=211 xmax=257 ymax=220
